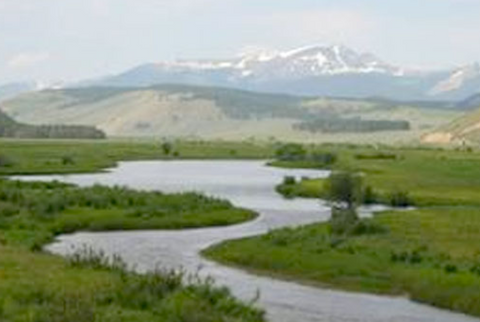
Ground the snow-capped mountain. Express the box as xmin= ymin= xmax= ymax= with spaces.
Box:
xmin=85 ymin=44 xmax=480 ymax=101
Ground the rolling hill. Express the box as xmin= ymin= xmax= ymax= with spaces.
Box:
xmin=0 ymin=108 xmax=105 ymax=139
xmin=1 ymin=84 xmax=460 ymax=143
xmin=423 ymin=104 xmax=480 ymax=144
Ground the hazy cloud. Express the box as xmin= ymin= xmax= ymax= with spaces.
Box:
xmin=7 ymin=52 xmax=51 ymax=69
xmin=252 ymin=9 xmax=376 ymax=50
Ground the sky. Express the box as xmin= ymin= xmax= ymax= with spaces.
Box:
xmin=1 ymin=0 xmax=480 ymax=84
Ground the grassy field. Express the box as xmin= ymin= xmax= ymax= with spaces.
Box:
xmin=205 ymin=207 xmax=480 ymax=317
xmin=206 ymin=144 xmax=480 ymax=317
xmin=0 ymin=244 xmax=264 ymax=322
xmin=0 ymin=140 xmax=267 ymax=321
xmin=273 ymin=145 xmax=480 ymax=206
xmin=0 ymin=139 xmax=274 ymax=175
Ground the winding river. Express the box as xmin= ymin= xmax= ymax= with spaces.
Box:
xmin=15 ymin=161 xmax=480 ymax=322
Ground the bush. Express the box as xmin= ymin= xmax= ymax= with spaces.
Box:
xmin=350 ymin=220 xmax=387 ymax=236
xmin=61 ymin=155 xmax=75 ymax=165
xmin=362 ymin=186 xmax=378 ymax=204
xmin=275 ymin=143 xmax=306 ymax=161
xmin=282 ymin=176 xmax=296 ymax=185
xmin=310 ymin=152 xmax=337 ymax=166
xmin=354 ymin=152 xmax=399 ymax=160
xmin=329 ymin=206 xmax=359 ymax=235
xmin=161 ymin=142 xmax=173 ymax=155
xmin=388 ymin=191 xmax=412 ymax=207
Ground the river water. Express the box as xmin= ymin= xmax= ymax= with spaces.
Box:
xmin=14 ymin=160 xmax=480 ymax=322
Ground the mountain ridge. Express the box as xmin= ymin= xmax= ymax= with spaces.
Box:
xmin=80 ymin=44 xmax=480 ymax=101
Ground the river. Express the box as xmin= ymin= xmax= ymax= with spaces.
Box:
xmin=14 ymin=160 xmax=480 ymax=322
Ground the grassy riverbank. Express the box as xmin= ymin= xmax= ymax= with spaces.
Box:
xmin=205 ymin=207 xmax=480 ymax=317
xmin=0 ymin=153 xmax=263 ymax=321
xmin=0 ymin=244 xmax=264 ymax=322
xmin=0 ymin=139 xmax=274 ymax=175
xmin=274 ymin=145 xmax=480 ymax=206
xmin=0 ymin=180 xmax=256 ymax=250
xmin=207 ymin=144 xmax=480 ymax=317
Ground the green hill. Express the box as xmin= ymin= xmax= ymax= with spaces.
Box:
xmin=0 ymin=108 xmax=105 ymax=139
xmin=2 ymin=85 xmax=458 ymax=143
xmin=423 ymin=105 xmax=480 ymax=144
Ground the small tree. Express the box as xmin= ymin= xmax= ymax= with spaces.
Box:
xmin=161 ymin=142 xmax=173 ymax=156
xmin=327 ymin=171 xmax=363 ymax=209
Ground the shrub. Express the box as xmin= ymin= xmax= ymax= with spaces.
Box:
xmin=444 ymin=264 xmax=458 ymax=274
xmin=388 ymin=191 xmax=412 ymax=207
xmin=61 ymin=155 xmax=75 ymax=165
xmin=329 ymin=206 xmax=359 ymax=235
xmin=161 ymin=142 xmax=173 ymax=155
xmin=362 ymin=186 xmax=378 ymax=204
xmin=310 ymin=152 xmax=337 ymax=166
xmin=275 ymin=143 xmax=306 ymax=161
xmin=350 ymin=219 xmax=387 ymax=236
xmin=354 ymin=152 xmax=399 ymax=160
xmin=282 ymin=176 xmax=296 ymax=185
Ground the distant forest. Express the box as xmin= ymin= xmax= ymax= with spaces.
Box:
xmin=0 ymin=109 xmax=105 ymax=139
xmin=295 ymin=117 xmax=410 ymax=133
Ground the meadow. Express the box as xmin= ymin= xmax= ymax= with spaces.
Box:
xmin=274 ymin=145 xmax=480 ymax=206
xmin=0 ymin=139 xmax=274 ymax=175
xmin=207 ymin=144 xmax=480 ymax=317
xmin=205 ymin=207 xmax=480 ymax=317
xmin=0 ymin=139 xmax=267 ymax=321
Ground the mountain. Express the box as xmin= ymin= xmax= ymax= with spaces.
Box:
xmin=83 ymin=45 xmax=480 ymax=101
xmin=1 ymin=84 xmax=459 ymax=143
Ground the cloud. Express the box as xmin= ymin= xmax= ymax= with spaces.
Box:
xmin=7 ymin=52 xmax=51 ymax=69
xmin=251 ymin=9 xmax=377 ymax=50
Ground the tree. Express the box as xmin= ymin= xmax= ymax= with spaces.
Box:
xmin=161 ymin=142 xmax=173 ymax=156
xmin=327 ymin=171 xmax=362 ymax=209
xmin=275 ymin=143 xmax=306 ymax=161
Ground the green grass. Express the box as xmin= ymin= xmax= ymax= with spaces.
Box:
xmin=205 ymin=207 xmax=480 ymax=317
xmin=273 ymin=145 xmax=480 ymax=206
xmin=0 ymin=244 xmax=264 ymax=322
xmin=0 ymin=169 xmax=263 ymax=321
xmin=0 ymin=139 xmax=274 ymax=175
xmin=0 ymin=180 xmax=256 ymax=250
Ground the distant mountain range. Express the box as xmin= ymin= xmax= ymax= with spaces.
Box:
xmin=82 ymin=45 xmax=480 ymax=101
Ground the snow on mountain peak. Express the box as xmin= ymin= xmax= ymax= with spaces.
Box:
xmin=149 ymin=45 xmax=403 ymax=80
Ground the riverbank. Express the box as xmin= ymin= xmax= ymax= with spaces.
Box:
xmin=0 ymin=139 xmax=274 ymax=175
xmin=205 ymin=207 xmax=480 ymax=317
xmin=206 ymin=145 xmax=480 ymax=318
xmin=0 ymin=177 xmax=263 ymax=321
xmin=273 ymin=145 xmax=480 ymax=206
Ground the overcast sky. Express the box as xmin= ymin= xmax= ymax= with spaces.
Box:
xmin=1 ymin=0 xmax=479 ymax=84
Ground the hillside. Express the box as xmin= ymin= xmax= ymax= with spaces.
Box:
xmin=2 ymin=85 xmax=460 ymax=143
xmin=0 ymin=108 xmax=105 ymax=139
xmin=423 ymin=105 xmax=480 ymax=144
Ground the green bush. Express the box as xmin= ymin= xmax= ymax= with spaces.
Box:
xmin=275 ymin=143 xmax=306 ymax=161
xmin=388 ymin=191 xmax=412 ymax=207
xmin=282 ymin=176 xmax=296 ymax=185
